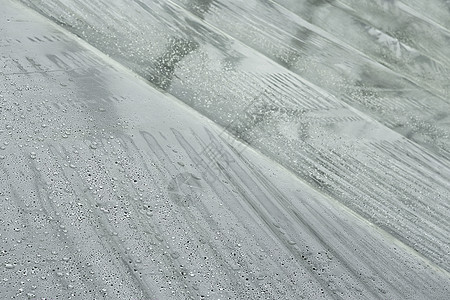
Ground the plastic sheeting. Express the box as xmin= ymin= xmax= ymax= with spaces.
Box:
xmin=1 ymin=0 xmax=450 ymax=299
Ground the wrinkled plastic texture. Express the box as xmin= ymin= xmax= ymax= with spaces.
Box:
xmin=1 ymin=0 xmax=450 ymax=299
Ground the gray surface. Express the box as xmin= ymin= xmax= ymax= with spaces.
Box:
xmin=1 ymin=0 xmax=450 ymax=299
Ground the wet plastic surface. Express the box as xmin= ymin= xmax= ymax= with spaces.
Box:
xmin=1 ymin=0 xmax=450 ymax=299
